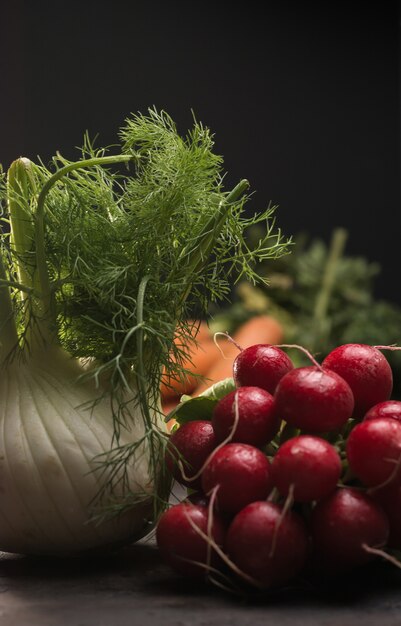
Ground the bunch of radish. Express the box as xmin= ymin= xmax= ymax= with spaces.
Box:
xmin=157 ymin=342 xmax=401 ymax=592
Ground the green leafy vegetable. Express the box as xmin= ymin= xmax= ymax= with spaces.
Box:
xmin=165 ymin=377 xmax=236 ymax=424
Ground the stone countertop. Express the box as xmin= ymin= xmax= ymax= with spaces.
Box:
xmin=0 ymin=536 xmax=400 ymax=626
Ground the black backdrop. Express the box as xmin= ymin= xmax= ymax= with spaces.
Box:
xmin=1 ymin=1 xmax=400 ymax=302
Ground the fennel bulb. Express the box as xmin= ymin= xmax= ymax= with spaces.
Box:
xmin=0 ymin=109 xmax=290 ymax=555
xmin=0 ymin=346 xmax=157 ymax=555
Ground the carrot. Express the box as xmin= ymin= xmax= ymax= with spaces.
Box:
xmin=160 ymin=320 xmax=216 ymax=400
xmin=194 ymin=315 xmax=284 ymax=395
xmin=185 ymin=319 xmax=211 ymax=343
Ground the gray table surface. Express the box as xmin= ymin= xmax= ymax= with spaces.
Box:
xmin=0 ymin=534 xmax=400 ymax=626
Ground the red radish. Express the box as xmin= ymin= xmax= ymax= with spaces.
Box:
xmin=212 ymin=386 xmax=279 ymax=447
xmin=364 ymin=400 xmax=401 ymax=424
xmin=311 ymin=488 xmax=389 ymax=572
xmin=322 ymin=344 xmax=393 ymax=419
xmin=233 ymin=344 xmax=294 ymax=394
xmin=201 ymin=443 xmax=273 ymax=515
xmin=194 ymin=315 xmax=284 ymax=396
xmin=165 ymin=420 xmax=216 ymax=490
xmin=346 ymin=417 xmax=401 ymax=488
xmin=274 ymin=366 xmax=354 ymax=433
xmin=156 ymin=501 xmax=226 ymax=577
xmin=226 ymin=501 xmax=309 ymax=588
xmin=373 ymin=482 xmax=401 ymax=549
xmin=271 ymin=435 xmax=342 ymax=502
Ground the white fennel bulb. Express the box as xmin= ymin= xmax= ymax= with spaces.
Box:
xmin=0 ymin=110 xmax=289 ymax=555
xmin=0 ymin=346 xmax=164 ymax=555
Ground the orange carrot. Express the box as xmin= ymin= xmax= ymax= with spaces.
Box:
xmin=160 ymin=321 xmax=216 ymax=400
xmin=185 ymin=319 xmax=211 ymax=343
xmin=194 ymin=315 xmax=284 ymax=395
xmin=160 ymin=336 xmax=230 ymax=399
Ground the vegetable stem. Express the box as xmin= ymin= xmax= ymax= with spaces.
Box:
xmin=7 ymin=159 xmax=38 ymax=299
xmin=0 ymin=253 xmax=19 ymax=358
xmin=0 ymin=279 xmax=35 ymax=295
xmin=135 ymin=274 xmax=162 ymax=513
xmin=4 ymin=158 xmax=42 ymax=355
xmin=135 ymin=274 xmax=152 ymax=430
xmin=312 ymin=227 xmax=348 ymax=348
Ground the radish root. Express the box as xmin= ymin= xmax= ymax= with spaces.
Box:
xmin=367 ymin=452 xmax=401 ymax=495
xmin=269 ymin=483 xmax=295 ymax=558
xmin=362 ymin=543 xmax=401 ymax=569
xmin=206 ymin=485 xmax=220 ymax=575
xmin=273 ymin=344 xmax=323 ymax=370
xmin=184 ymin=508 xmax=264 ymax=589
xmin=213 ymin=331 xmax=243 ymax=357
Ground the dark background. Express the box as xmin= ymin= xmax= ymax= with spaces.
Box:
xmin=1 ymin=1 xmax=400 ymax=302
